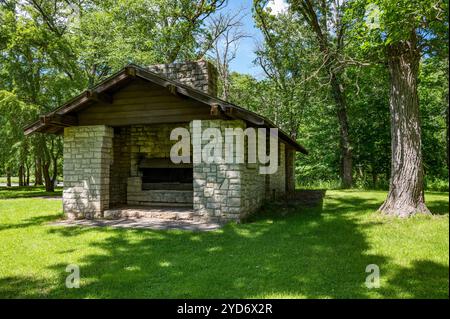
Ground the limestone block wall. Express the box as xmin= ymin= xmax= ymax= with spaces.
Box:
xmin=128 ymin=123 xmax=187 ymax=175
xmin=240 ymin=129 xmax=266 ymax=218
xmin=240 ymin=163 xmax=266 ymax=219
xmin=266 ymin=143 xmax=286 ymax=199
xmin=285 ymin=147 xmax=295 ymax=193
xmin=191 ymin=119 xmax=268 ymax=222
xmin=63 ymin=125 xmax=113 ymax=219
xmin=110 ymin=127 xmax=131 ymax=206
xmin=62 ymin=121 xmax=292 ymax=221
xmin=127 ymin=175 xmax=193 ymax=206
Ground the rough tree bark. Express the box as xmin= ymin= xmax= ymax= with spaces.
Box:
xmin=330 ymin=73 xmax=353 ymax=188
xmin=34 ymin=157 xmax=43 ymax=185
xmin=379 ymin=31 xmax=430 ymax=217
xmin=6 ymin=166 xmax=11 ymax=187
xmin=18 ymin=165 xmax=24 ymax=186
xmin=26 ymin=162 xmax=30 ymax=186
xmin=446 ymin=100 xmax=449 ymax=169
xmin=42 ymin=161 xmax=54 ymax=192
xmin=51 ymin=151 xmax=58 ymax=187
xmin=445 ymin=61 xmax=449 ymax=169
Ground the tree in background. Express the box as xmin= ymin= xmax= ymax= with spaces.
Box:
xmin=285 ymin=0 xmax=356 ymax=188
xmin=0 ymin=91 xmax=38 ymax=186
xmin=208 ymin=9 xmax=249 ymax=100
xmin=0 ymin=1 xmax=71 ymax=190
xmin=253 ymin=1 xmax=322 ymax=139
xmin=0 ymin=0 xmax=231 ymax=190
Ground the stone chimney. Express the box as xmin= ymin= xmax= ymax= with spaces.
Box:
xmin=147 ymin=60 xmax=218 ymax=97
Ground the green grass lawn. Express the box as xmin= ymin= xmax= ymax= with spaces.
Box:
xmin=0 ymin=189 xmax=448 ymax=298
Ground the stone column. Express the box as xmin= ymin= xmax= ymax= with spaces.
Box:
xmin=63 ymin=125 xmax=113 ymax=219
xmin=191 ymin=120 xmax=246 ymax=223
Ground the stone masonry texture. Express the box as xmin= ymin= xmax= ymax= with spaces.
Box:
xmin=63 ymin=121 xmax=290 ymax=222
xmin=147 ymin=60 xmax=218 ymax=97
xmin=190 ymin=119 xmax=287 ymax=222
xmin=63 ymin=125 xmax=113 ymax=219
xmin=109 ymin=127 xmax=131 ymax=206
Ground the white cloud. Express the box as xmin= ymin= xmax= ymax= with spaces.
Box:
xmin=266 ymin=0 xmax=289 ymax=15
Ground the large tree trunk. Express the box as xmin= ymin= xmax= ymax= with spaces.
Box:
xmin=446 ymin=99 xmax=449 ymax=169
xmin=330 ymin=73 xmax=353 ymax=188
xmin=6 ymin=166 xmax=11 ymax=187
xmin=26 ymin=163 xmax=30 ymax=186
xmin=445 ymin=58 xmax=449 ymax=169
xmin=379 ymin=32 xmax=430 ymax=217
xmin=34 ymin=157 xmax=43 ymax=185
xmin=51 ymin=152 xmax=58 ymax=187
xmin=42 ymin=161 xmax=54 ymax=192
xmin=18 ymin=165 xmax=24 ymax=186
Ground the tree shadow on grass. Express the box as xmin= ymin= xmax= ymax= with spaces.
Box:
xmin=0 ymin=276 xmax=56 ymax=299
xmin=381 ymin=260 xmax=449 ymax=298
xmin=324 ymin=195 xmax=381 ymax=214
xmin=426 ymin=200 xmax=449 ymax=216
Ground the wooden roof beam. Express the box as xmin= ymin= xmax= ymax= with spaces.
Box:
xmin=86 ymin=90 xmax=113 ymax=104
xmin=210 ymin=103 xmax=221 ymax=116
xmin=40 ymin=114 xmax=78 ymax=127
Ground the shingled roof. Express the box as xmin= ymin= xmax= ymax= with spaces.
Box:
xmin=24 ymin=64 xmax=308 ymax=154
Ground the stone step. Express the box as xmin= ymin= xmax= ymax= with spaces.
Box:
xmin=126 ymin=201 xmax=193 ymax=207
xmin=104 ymin=206 xmax=195 ymax=221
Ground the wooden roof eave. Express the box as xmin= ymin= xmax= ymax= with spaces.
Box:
xmin=23 ymin=64 xmax=308 ymax=154
xmin=23 ymin=69 xmax=132 ymax=135
xmin=24 ymin=120 xmax=46 ymax=135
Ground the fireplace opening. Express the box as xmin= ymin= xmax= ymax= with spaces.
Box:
xmin=139 ymin=168 xmax=192 ymax=191
xmin=138 ymin=157 xmax=193 ymax=191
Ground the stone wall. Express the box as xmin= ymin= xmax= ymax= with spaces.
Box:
xmin=147 ymin=60 xmax=218 ymax=97
xmin=192 ymin=120 xmax=242 ymax=222
xmin=110 ymin=127 xmax=130 ymax=206
xmin=285 ymin=147 xmax=295 ymax=193
xmin=127 ymin=176 xmax=193 ymax=206
xmin=191 ymin=119 xmax=271 ymax=222
xmin=63 ymin=125 xmax=113 ymax=219
xmin=240 ymin=129 xmax=266 ymax=218
xmin=63 ymin=120 xmax=292 ymax=222
xmin=266 ymin=143 xmax=286 ymax=199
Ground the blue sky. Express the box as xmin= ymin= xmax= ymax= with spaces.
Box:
xmin=222 ymin=0 xmax=263 ymax=77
